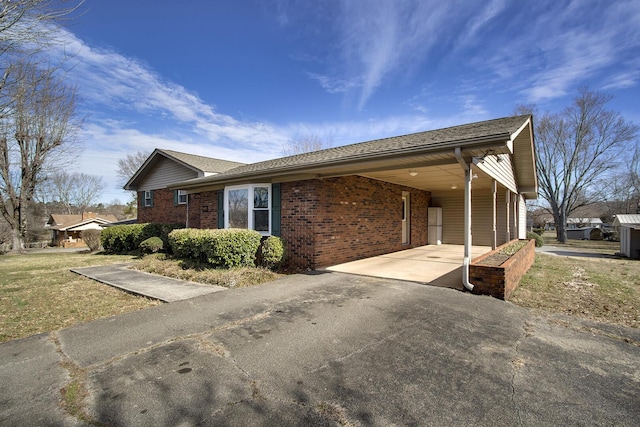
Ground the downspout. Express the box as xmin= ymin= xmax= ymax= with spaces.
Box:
xmin=455 ymin=147 xmax=474 ymax=292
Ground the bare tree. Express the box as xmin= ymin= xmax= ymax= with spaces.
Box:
xmin=117 ymin=150 xmax=149 ymax=187
xmin=282 ymin=133 xmax=332 ymax=156
xmin=0 ymin=0 xmax=83 ymax=56
xmin=630 ymin=144 xmax=640 ymax=213
xmin=0 ymin=60 xmax=80 ymax=251
xmin=532 ymin=88 xmax=638 ymax=243
xmin=1 ymin=1 xmax=83 ymax=116
xmin=40 ymin=171 xmax=104 ymax=213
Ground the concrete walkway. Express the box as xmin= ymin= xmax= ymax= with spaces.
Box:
xmin=71 ymin=264 xmax=226 ymax=302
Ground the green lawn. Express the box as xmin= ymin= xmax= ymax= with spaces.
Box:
xmin=0 ymin=252 xmax=161 ymax=343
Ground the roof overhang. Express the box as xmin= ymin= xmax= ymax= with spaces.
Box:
xmin=171 ymin=134 xmax=515 ymax=193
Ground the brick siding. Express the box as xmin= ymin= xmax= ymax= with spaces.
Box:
xmin=197 ymin=190 xmax=219 ymax=229
xmin=282 ymin=176 xmax=431 ymax=269
xmin=469 ymin=239 xmax=536 ymax=300
xmin=137 ymin=188 xmax=201 ymax=227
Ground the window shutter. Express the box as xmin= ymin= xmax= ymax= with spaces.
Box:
xmin=217 ymin=190 xmax=224 ymax=229
xmin=271 ymin=183 xmax=281 ymax=237
xmin=174 ymin=190 xmax=179 ymax=206
xmin=150 ymin=190 xmax=154 ymax=208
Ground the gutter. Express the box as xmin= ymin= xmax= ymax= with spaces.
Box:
xmin=455 ymin=147 xmax=474 ymax=292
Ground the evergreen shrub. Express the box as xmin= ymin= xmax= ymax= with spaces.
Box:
xmin=168 ymin=228 xmax=263 ymax=268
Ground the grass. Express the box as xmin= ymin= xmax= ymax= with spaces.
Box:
xmin=0 ymin=252 xmax=161 ymax=343
xmin=0 ymin=251 xmax=283 ymax=343
xmin=2 ymin=238 xmax=637 ymax=344
xmin=131 ymin=253 xmax=284 ymax=288
xmin=511 ymin=253 xmax=640 ymax=328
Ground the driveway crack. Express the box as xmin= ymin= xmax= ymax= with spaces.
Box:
xmin=511 ymin=320 xmax=533 ymax=426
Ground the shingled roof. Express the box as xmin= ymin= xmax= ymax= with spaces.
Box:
xmin=157 ymin=149 xmax=245 ymax=174
xmin=124 ymin=149 xmax=247 ymax=191
xmin=172 ymin=115 xmax=532 ymax=190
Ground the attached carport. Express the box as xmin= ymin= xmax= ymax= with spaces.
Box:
xmin=325 ymin=244 xmax=492 ymax=289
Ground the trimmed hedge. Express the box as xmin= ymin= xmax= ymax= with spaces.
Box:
xmin=140 ymin=236 xmax=163 ymax=253
xmin=101 ymin=223 xmax=183 ymax=253
xmin=527 ymin=231 xmax=544 ymax=247
xmin=258 ymin=236 xmax=285 ymax=269
xmin=168 ymin=228 xmax=263 ymax=268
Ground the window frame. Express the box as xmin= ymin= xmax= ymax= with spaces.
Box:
xmin=144 ymin=190 xmax=153 ymax=207
xmin=224 ymin=184 xmax=271 ymax=235
xmin=177 ymin=189 xmax=187 ymax=205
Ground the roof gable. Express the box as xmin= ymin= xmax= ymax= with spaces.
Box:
xmin=613 ymin=214 xmax=640 ymax=226
xmin=47 ymin=214 xmax=118 ymax=230
xmin=124 ymin=149 xmax=246 ymax=191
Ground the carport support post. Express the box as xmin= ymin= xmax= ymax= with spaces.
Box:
xmin=462 ymin=166 xmax=473 ymax=291
xmin=455 ymin=147 xmax=474 ymax=292
xmin=492 ymin=179 xmax=497 ymax=250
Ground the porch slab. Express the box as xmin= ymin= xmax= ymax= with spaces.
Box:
xmin=325 ymin=244 xmax=492 ymax=289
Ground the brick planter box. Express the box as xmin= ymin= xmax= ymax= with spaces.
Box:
xmin=469 ymin=239 xmax=535 ymax=300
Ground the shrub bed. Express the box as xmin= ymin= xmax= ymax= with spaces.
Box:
xmin=168 ymin=228 xmax=263 ymax=268
xmin=101 ymin=223 xmax=183 ymax=253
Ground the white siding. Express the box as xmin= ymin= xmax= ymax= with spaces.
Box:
xmin=471 ymin=191 xmax=494 ymax=246
xmin=137 ymin=157 xmax=199 ymax=191
xmin=518 ymin=195 xmax=527 ymax=239
xmin=474 ymin=155 xmax=518 ymax=194
xmin=431 ymin=189 xmax=495 ymax=246
xmin=620 ymin=227 xmax=630 ymax=257
xmin=431 ymin=192 xmax=464 ymax=244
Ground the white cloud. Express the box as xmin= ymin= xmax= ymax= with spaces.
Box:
xmin=49 ymin=29 xmax=288 ymax=150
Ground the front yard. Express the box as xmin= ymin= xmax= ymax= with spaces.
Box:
xmin=1 ymin=239 xmax=638 ymax=343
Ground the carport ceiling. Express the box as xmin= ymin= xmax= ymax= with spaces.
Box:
xmin=360 ymin=163 xmax=494 ymax=192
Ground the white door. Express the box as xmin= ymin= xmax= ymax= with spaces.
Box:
xmin=428 ymin=207 xmax=442 ymax=245
xmin=402 ymin=192 xmax=410 ymax=244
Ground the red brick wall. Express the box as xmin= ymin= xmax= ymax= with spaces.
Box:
xmin=137 ymin=189 xmax=200 ymax=226
xmin=469 ymin=239 xmax=536 ymax=300
xmin=282 ymin=176 xmax=431 ymax=269
xmin=197 ymin=191 xmax=219 ymax=229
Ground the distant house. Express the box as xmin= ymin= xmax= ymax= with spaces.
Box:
xmin=124 ymin=149 xmax=245 ymax=227
xmin=544 ymin=217 xmax=603 ymax=231
xmin=566 ymin=217 xmax=603 ymax=229
xmin=613 ymin=214 xmax=640 ymax=260
xmin=46 ymin=213 xmax=118 ymax=247
xmin=126 ymin=115 xmax=538 ymax=274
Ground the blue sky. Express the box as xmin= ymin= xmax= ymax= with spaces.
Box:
xmin=48 ymin=0 xmax=640 ymax=203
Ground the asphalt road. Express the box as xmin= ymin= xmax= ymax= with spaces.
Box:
xmin=1 ymin=272 xmax=639 ymax=426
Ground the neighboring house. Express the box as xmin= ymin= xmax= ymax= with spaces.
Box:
xmin=46 ymin=212 xmax=118 ymax=247
xmin=126 ymin=115 xmax=538 ymax=273
xmin=544 ymin=217 xmax=603 ymax=230
xmin=566 ymin=217 xmax=603 ymax=229
xmin=124 ymin=149 xmax=246 ymax=227
xmin=613 ymin=214 xmax=640 ymax=259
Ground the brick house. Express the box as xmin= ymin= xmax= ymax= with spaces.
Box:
xmin=124 ymin=149 xmax=245 ymax=227
xmin=127 ymin=115 xmax=538 ymax=283
xmin=46 ymin=212 xmax=118 ymax=247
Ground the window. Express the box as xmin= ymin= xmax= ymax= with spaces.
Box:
xmin=224 ymin=184 xmax=271 ymax=234
xmin=144 ymin=190 xmax=153 ymax=207
xmin=176 ymin=190 xmax=187 ymax=205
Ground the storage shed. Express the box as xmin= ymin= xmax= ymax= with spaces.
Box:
xmin=613 ymin=214 xmax=640 ymax=260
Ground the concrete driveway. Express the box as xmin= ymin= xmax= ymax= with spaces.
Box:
xmin=1 ymin=272 xmax=639 ymax=426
